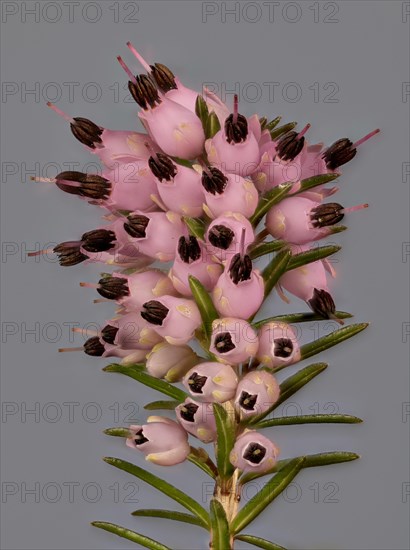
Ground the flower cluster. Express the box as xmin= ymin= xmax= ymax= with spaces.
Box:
xmin=32 ymin=44 xmax=376 ymax=546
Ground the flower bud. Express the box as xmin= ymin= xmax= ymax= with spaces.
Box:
xmin=212 ymin=252 xmax=264 ymax=319
xmin=229 ymin=431 xmax=279 ymax=473
xmin=149 ymin=154 xmax=204 ymax=217
xmin=205 ymin=213 xmax=255 ymax=263
xmin=146 ymin=342 xmax=201 ymax=382
xmin=175 ymin=398 xmax=217 ymax=443
xmin=169 ymin=236 xmax=223 ymax=296
xmin=234 ymin=370 xmax=280 ymax=419
xmin=210 ymin=318 xmax=259 ymax=364
xmin=123 ymin=211 xmax=188 ymax=262
xmin=182 ymin=362 xmax=238 ymax=403
xmin=141 ymin=296 xmax=201 ymax=345
xmin=201 ymin=167 xmax=258 ymax=219
xmin=126 ymin=417 xmax=190 ymax=466
xmin=257 ymin=322 xmax=301 ymax=369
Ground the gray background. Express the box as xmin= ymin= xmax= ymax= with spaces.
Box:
xmin=1 ymin=1 xmax=409 ymax=549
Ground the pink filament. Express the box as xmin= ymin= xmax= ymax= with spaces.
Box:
xmin=27 ymin=249 xmax=54 ymax=257
xmin=117 ymin=56 xmax=137 ymax=84
xmin=342 ymin=203 xmax=369 ymax=214
xmin=352 ymin=129 xmax=380 ymax=149
xmin=58 ymin=347 xmax=83 ymax=353
xmin=233 ymin=94 xmax=239 ymax=124
xmin=297 ymin=123 xmax=311 ymax=140
xmin=79 ymin=282 xmax=99 ymax=289
xmin=126 ymin=42 xmax=152 ymax=73
xmin=47 ymin=102 xmax=74 ymax=123
xmin=30 ymin=176 xmax=56 ymax=183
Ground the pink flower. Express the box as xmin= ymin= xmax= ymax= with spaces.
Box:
xmin=126 ymin=417 xmax=190 ymax=466
xmin=229 ymin=431 xmax=279 ymax=473
xmin=148 ymin=153 xmax=204 ymax=217
xmin=103 ymin=312 xmax=162 ymax=352
xmin=123 ymin=210 xmax=188 ymax=262
xmin=209 ymin=318 xmax=259 ymax=364
xmin=96 ymin=269 xmax=176 ymax=311
xmin=175 ymin=398 xmax=217 ymax=443
xmin=234 ymin=370 xmax=280 ymax=419
xmin=201 ymin=166 xmax=258 ymax=219
xmin=266 ymin=196 xmax=368 ymax=245
xmin=146 ymin=342 xmax=200 ymax=382
xmin=182 ymin=362 xmax=238 ymax=403
xmin=141 ymin=296 xmax=201 ymax=345
xmin=212 ymin=242 xmax=264 ymax=320
xmin=257 ymin=322 xmax=301 ymax=369
xmin=205 ymin=95 xmax=260 ymax=177
xmin=169 ymin=236 xmax=223 ymax=296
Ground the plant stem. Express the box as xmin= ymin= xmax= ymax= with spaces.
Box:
xmin=212 ymin=468 xmax=240 ymax=549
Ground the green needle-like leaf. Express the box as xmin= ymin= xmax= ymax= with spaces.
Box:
xmin=131 ymin=509 xmax=205 ymax=529
xmin=91 ymin=522 xmax=171 ymax=550
xmin=213 ymin=403 xmax=236 ymax=479
xmin=292 ymin=173 xmax=339 ymax=194
xmin=240 ymin=451 xmax=360 ymax=484
xmin=250 ymin=184 xmax=292 ymax=227
xmin=210 ymin=500 xmax=231 ymax=548
xmin=253 ymin=311 xmax=352 ymax=329
xmin=262 ymin=249 xmax=292 ymax=298
xmin=103 ymin=364 xmax=187 ymax=402
xmin=249 ymin=240 xmax=286 ymax=260
xmin=206 ymin=111 xmax=221 ymax=139
xmin=269 ymin=122 xmax=297 ymax=141
xmin=300 ymin=323 xmax=369 ymax=360
xmin=183 ymin=217 xmax=206 ymax=240
xmin=144 ymin=400 xmax=181 ymax=411
xmin=104 ymin=427 xmax=130 ymax=438
xmin=231 ymin=457 xmax=305 ymax=534
xmin=189 ymin=275 xmax=219 ymax=339
xmin=195 ymin=95 xmax=209 ymax=128
xmin=235 ymin=534 xmax=286 ymax=550
xmin=287 ymin=245 xmax=341 ymax=271
xmin=103 ymin=457 xmax=210 ymax=528
xmin=188 ymin=447 xmax=218 ymax=479
xmin=248 ymin=363 xmax=328 ymax=425
xmin=265 ymin=116 xmax=282 ymax=131
xmin=253 ymin=414 xmax=362 ymax=429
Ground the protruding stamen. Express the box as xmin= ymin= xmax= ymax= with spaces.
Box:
xmin=141 ymin=300 xmax=169 ymax=326
xmin=342 ymin=203 xmax=369 ymax=214
xmin=276 ymin=130 xmax=305 ymax=161
xmin=117 ymin=55 xmax=137 ymax=84
xmin=126 ymin=41 xmax=152 ymax=73
xmin=30 ymin=176 xmax=56 ymax=183
xmin=296 ymin=123 xmax=311 ymax=140
xmin=124 ymin=214 xmax=150 ymax=238
xmin=58 ymin=347 xmax=84 ymax=353
xmin=151 ymin=63 xmax=177 ymax=92
xmin=54 ymin=242 xmax=88 ymax=266
xmin=214 ymin=332 xmax=235 ymax=353
xmin=308 ymin=288 xmax=344 ymax=324
xmin=224 ymin=97 xmax=248 ymax=144
xmin=201 ymin=166 xmax=228 ymax=195
xmin=27 ymin=249 xmax=54 ymax=257
xmin=128 ymin=75 xmax=161 ymax=109
xmin=81 ymin=229 xmax=116 ymax=253
xmin=97 ymin=276 xmax=129 ymax=300
xmin=233 ymin=94 xmax=239 ymax=124
xmin=352 ymin=129 xmax=380 ymax=149
xmin=208 ymin=225 xmax=235 ymax=250
xmin=148 ymin=153 xmax=177 ymax=182
xmin=72 ymin=327 xmax=99 ymax=337
xmin=178 ymin=236 xmax=201 ymax=263
xmin=83 ymin=336 xmax=105 ymax=357
xmin=101 ymin=324 xmax=119 ymax=345
xmin=47 ymin=102 xmax=74 ymax=123
xmin=80 ymin=282 xmax=98 ymax=289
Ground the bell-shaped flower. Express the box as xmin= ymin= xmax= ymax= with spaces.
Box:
xmin=234 ymin=370 xmax=280 ymax=419
xmin=146 ymin=342 xmax=201 ymax=382
xmin=229 ymin=430 xmax=279 ymax=473
xmin=257 ymin=321 xmax=301 ymax=369
xmin=205 ymin=212 xmax=255 ymax=264
xmin=182 ymin=362 xmax=238 ymax=403
xmin=175 ymin=398 xmax=217 ymax=443
xmin=209 ymin=318 xmax=259 ymax=364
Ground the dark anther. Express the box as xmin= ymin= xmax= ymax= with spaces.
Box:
xmin=84 ymin=336 xmax=105 ymax=357
xmin=133 ymin=428 xmax=149 ymax=446
xmin=123 ymin=214 xmax=150 ymax=238
xmin=70 ymin=118 xmax=103 ymax=149
xmin=274 ymin=338 xmax=294 ymax=358
xmin=276 ymin=131 xmax=305 ymax=161
xmin=208 ymin=225 xmax=235 ymax=250
xmin=141 ymin=300 xmax=169 ymax=326
xmin=224 ymin=113 xmax=248 ymax=144
xmin=243 ymin=442 xmax=266 ymax=464
xmin=310 ymin=203 xmax=344 ymax=228
xmin=308 ymin=288 xmax=336 ymax=319
xmin=214 ymin=332 xmax=236 ymax=354
xmin=148 ymin=153 xmax=177 ymax=182
xmin=201 ymin=167 xmax=228 ymax=195
xmin=81 ymin=229 xmax=116 ymax=253
xmin=187 ymin=372 xmax=208 ymax=394
xmin=53 ymin=242 xmax=88 ymax=267
xmin=101 ymin=325 xmax=119 ymax=345
xmin=97 ymin=276 xmax=129 ymax=300
xmin=322 ymin=138 xmax=357 ymax=170
xmin=179 ymin=402 xmax=199 ymax=423
xmin=128 ymin=75 xmax=161 ymax=109
xmin=55 ymin=172 xmax=111 ymax=200
xmin=239 ymin=391 xmax=258 ymax=411
xmin=150 ymin=63 xmax=177 ymax=92
xmin=178 ymin=236 xmax=201 ymax=264
xmin=229 ymin=253 xmax=252 ymax=284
